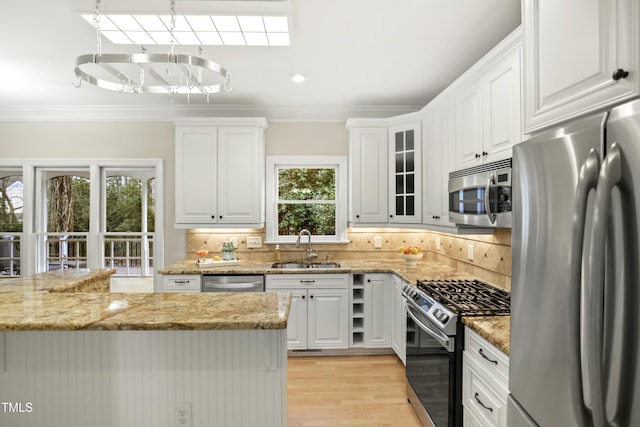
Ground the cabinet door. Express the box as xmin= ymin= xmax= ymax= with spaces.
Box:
xmin=349 ymin=128 xmax=388 ymax=223
xmin=364 ymin=274 xmax=392 ymax=348
xmin=483 ymin=48 xmax=522 ymax=162
xmin=268 ymin=287 xmax=308 ymax=350
xmin=391 ymin=276 xmax=406 ymax=364
xmin=307 ymin=288 xmax=349 ymax=349
xmin=440 ymin=104 xmax=456 ymax=224
xmin=422 ymin=112 xmax=442 ymax=225
xmin=175 ymin=127 xmax=217 ymax=224
xmin=389 ymin=123 xmax=422 ymax=223
xmin=523 ymin=0 xmax=640 ymax=133
xmin=217 ymin=127 xmax=263 ymax=224
xmin=455 ymin=81 xmax=484 ymax=169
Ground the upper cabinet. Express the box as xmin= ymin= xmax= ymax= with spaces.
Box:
xmin=346 ymin=116 xmax=422 ymax=226
xmin=522 ymin=0 xmax=640 ymax=133
xmin=348 ymin=127 xmax=388 ymax=223
xmin=423 ymin=101 xmax=456 ymax=228
xmin=455 ymin=32 xmax=522 ymax=170
xmin=389 ymin=122 xmax=422 ymax=224
xmin=174 ymin=119 xmax=267 ymax=228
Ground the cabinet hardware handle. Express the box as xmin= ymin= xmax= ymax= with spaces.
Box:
xmin=174 ymin=280 xmax=190 ymax=284
xmin=474 ymin=392 xmax=494 ymax=412
xmin=479 ymin=348 xmax=498 ymax=365
xmin=367 ymin=279 xmax=371 ymax=282
xmin=300 ymin=280 xmax=315 ymax=284
xmin=612 ymin=68 xmax=629 ymax=81
xmin=309 ymin=295 xmax=314 ymax=299
xmin=301 ymin=295 xmax=306 ymax=299
xmin=356 ymin=214 xmax=360 ymax=218
xmin=389 ymin=214 xmax=393 ymax=218
xmin=475 ymin=153 xmax=481 ymax=159
xmin=211 ymin=215 xmax=215 ymax=219
xmin=482 ymin=151 xmax=488 ymax=156
xmin=219 ymin=215 xmax=223 ymax=219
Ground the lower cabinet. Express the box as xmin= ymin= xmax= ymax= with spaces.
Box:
xmin=266 ymin=274 xmax=349 ymax=350
xmin=391 ymin=275 xmax=407 ymax=364
xmin=363 ymin=274 xmax=392 ymax=348
xmin=463 ymin=327 xmax=510 ymax=427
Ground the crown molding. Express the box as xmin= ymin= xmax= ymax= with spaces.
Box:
xmin=0 ymin=104 xmax=421 ymax=123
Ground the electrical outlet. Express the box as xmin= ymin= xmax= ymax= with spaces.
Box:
xmin=373 ymin=236 xmax=382 ymax=249
xmin=467 ymin=244 xmax=474 ymax=261
xmin=229 ymin=236 xmax=238 ymax=248
xmin=176 ymin=403 xmax=192 ymax=427
xmin=436 ymin=237 xmax=442 ymax=251
xmin=246 ymin=236 xmax=262 ymax=248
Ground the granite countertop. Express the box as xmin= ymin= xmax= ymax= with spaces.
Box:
xmin=462 ymin=315 xmax=510 ymax=355
xmin=0 ymin=269 xmax=291 ymax=331
xmin=160 ymin=258 xmax=477 ymax=284
xmin=162 ymin=258 xmax=511 ymax=353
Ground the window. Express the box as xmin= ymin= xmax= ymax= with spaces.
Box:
xmin=0 ymin=171 xmax=23 ymax=276
xmin=103 ymin=169 xmax=155 ymax=277
xmin=266 ymin=156 xmax=347 ymax=243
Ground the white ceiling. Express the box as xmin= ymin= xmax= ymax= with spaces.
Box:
xmin=0 ymin=0 xmax=521 ymax=121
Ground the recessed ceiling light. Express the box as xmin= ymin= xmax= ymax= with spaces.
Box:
xmin=291 ymin=74 xmax=306 ymax=83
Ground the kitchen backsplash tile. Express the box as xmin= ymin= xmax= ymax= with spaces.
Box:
xmin=186 ymin=227 xmax=512 ymax=290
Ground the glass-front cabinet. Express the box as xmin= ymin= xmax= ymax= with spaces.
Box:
xmin=389 ymin=122 xmax=422 ymax=223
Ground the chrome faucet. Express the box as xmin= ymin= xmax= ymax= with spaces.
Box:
xmin=296 ymin=229 xmax=318 ymax=261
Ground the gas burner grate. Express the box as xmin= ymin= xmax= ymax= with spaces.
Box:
xmin=416 ymin=279 xmax=510 ymax=316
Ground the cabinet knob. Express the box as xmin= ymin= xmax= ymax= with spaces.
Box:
xmin=219 ymin=215 xmax=223 ymax=219
xmin=356 ymin=214 xmax=360 ymax=218
xmin=367 ymin=279 xmax=371 ymax=283
xmin=475 ymin=153 xmax=481 ymax=159
xmin=482 ymin=151 xmax=488 ymax=156
xmin=389 ymin=214 xmax=393 ymax=218
xmin=211 ymin=215 xmax=215 ymax=219
xmin=309 ymin=295 xmax=314 ymax=299
xmin=612 ymin=68 xmax=629 ymax=81
xmin=301 ymin=295 xmax=306 ymax=299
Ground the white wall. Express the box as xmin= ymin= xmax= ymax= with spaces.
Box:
xmin=0 ymin=121 xmax=347 ymax=268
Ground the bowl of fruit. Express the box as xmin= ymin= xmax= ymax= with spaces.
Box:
xmin=398 ymin=245 xmax=423 ymax=266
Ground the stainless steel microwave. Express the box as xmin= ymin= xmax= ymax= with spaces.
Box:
xmin=447 ymin=158 xmax=512 ymax=228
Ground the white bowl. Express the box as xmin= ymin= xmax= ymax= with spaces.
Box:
xmin=399 ymin=252 xmax=423 ymax=266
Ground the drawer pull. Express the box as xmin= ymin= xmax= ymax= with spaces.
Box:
xmin=479 ymin=348 xmax=498 ymax=365
xmin=173 ymin=280 xmax=191 ymax=284
xmin=474 ymin=392 xmax=494 ymax=412
xmin=300 ymin=280 xmax=315 ymax=284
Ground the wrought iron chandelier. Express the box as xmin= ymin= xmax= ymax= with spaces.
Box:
xmin=74 ymin=0 xmax=231 ymax=103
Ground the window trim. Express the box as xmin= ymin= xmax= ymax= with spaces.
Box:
xmin=266 ymin=156 xmax=348 ymax=244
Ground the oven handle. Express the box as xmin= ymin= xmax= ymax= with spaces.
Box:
xmin=406 ymin=304 xmax=455 ymax=352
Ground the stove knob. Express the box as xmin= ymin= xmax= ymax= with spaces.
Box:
xmin=439 ymin=313 xmax=449 ymax=323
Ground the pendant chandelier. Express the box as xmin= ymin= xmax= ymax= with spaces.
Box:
xmin=74 ymin=0 xmax=231 ymax=103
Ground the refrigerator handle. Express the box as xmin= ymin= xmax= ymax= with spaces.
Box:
xmin=568 ymin=148 xmax=601 ymax=426
xmin=587 ymin=142 xmax=622 ymax=427
xmin=484 ymin=172 xmax=497 ymax=224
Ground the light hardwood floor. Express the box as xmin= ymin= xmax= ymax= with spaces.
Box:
xmin=287 ymin=355 xmax=422 ymax=427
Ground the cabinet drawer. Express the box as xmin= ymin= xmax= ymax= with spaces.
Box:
xmin=162 ymin=275 xmax=201 ymax=292
xmin=266 ymin=274 xmax=348 ymax=289
xmin=463 ymin=352 xmax=508 ymax=427
xmin=465 ymin=327 xmax=509 ymax=385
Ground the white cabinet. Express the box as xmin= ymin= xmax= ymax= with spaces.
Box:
xmin=266 ymin=274 xmax=349 ymax=350
xmin=389 ymin=122 xmax=422 ymax=223
xmin=174 ymin=120 xmax=267 ymax=228
xmin=463 ymin=327 xmax=510 ymax=427
xmin=162 ymin=274 xmax=201 ymax=292
xmin=422 ymin=101 xmax=456 ymax=228
xmin=348 ymin=127 xmax=388 ymax=223
xmin=363 ymin=274 xmax=392 ymax=348
xmin=455 ymin=32 xmax=522 ymax=170
xmin=523 ymin=0 xmax=640 ymax=133
xmin=391 ymin=275 xmax=407 ymax=364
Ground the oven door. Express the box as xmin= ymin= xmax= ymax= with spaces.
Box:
xmin=405 ymin=301 xmax=456 ymax=427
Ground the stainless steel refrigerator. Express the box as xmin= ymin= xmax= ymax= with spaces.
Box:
xmin=509 ymin=98 xmax=640 ymax=427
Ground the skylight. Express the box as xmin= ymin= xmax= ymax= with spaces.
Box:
xmin=81 ymin=14 xmax=290 ymax=46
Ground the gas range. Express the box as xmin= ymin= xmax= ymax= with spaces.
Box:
xmin=401 ymin=278 xmax=510 ymax=336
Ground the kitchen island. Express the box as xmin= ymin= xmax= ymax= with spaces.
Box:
xmin=0 ymin=269 xmax=291 ymax=427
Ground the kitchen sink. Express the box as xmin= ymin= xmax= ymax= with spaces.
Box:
xmin=271 ymin=262 xmax=342 ymax=269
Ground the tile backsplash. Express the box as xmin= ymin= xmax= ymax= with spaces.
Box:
xmin=186 ymin=227 xmax=512 ymax=290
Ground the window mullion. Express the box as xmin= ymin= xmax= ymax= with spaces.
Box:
xmin=88 ymin=165 xmax=102 ymax=269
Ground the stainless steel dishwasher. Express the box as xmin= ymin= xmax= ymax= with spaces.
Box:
xmin=201 ymin=275 xmax=265 ymax=292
